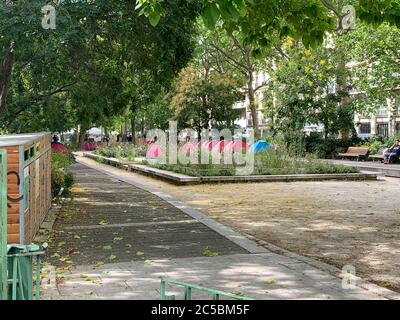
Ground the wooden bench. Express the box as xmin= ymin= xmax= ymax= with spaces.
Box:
xmin=369 ymin=148 xmax=386 ymax=162
xmin=338 ymin=146 xmax=369 ymax=161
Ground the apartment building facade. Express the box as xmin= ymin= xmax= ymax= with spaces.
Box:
xmin=354 ymin=98 xmax=400 ymax=139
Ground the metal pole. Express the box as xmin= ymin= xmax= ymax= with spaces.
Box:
xmin=0 ymin=150 xmax=8 ymax=300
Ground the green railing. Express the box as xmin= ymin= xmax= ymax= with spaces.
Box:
xmin=160 ymin=278 xmax=254 ymax=301
xmin=7 ymin=245 xmax=44 ymax=300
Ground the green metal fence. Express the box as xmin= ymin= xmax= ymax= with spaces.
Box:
xmin=7 ymin=244 xmax=44 ymax=300
xmin=160 ymin=278 xmax=254 ymax=300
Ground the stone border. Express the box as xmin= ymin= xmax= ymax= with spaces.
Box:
xmin=347 ymin=164 xmax=400 ymax=178
xmin=78 ymin=156 xmax=400 ymax=300
xmin=84 ymin=152 xmax=378 ymax=185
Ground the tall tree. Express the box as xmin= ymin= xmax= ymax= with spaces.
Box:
xmin=168 ymin=67 xmax=242 ymax=134
xmin=338 ymin=22 xmax=400 ymax=113
xmin=271 ymin=39 xmax=354 ymax=146
xmin=196 ymin=26 xmax=275 ymax=138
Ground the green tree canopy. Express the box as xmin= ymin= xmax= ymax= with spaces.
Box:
xmin=168 ymin=67 xmax=242 ymax=133
xmin=1 ymin=0 xmax=199 ymax=135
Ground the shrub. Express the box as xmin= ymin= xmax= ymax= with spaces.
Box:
xmin=95 ymin=144 xmax=137 ymax=161
xmin=52 ymin=151 xmax=74 ymax=168
xmin=362 ymin=133 xmax=400 ymax=155
xmin=51 ymin=152 xmax=74 ymax=197
xmin=144 ymin=148 xmax=359 ymax=176
xmin=368 ymin=140 xmax=385 ymax=155
xmin=305 ymin=133 xmax=362 ymax=159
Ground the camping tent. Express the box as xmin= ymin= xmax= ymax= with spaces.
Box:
xmin=249 ymin=140 xmax=270 ymax=153
xmin=182 ymin=142 xmax=197 ymax=155
xmin=146 ymin=142 xmax=161 ymax=158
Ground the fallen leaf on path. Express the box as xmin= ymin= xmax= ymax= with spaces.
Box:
xmin=93 ymin=261 xmax=104 ymax=268
xmin=108 ymin=255 xmax=117 ymax=261
xmin=57 ymin=241 xmax=66 ymax=247
xmin=203 ymin=247 xmax=219 ymax=257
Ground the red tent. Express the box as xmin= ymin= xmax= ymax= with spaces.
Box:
xmin=212 ymin=140 xmax=228 ymax=152
xmin=223 ymin=141 xmax=247 ymax=153
xmin=146 ymin=142 xmax=161 ymax=158
xmin=51 ymin=142 xmax=71 ymax=155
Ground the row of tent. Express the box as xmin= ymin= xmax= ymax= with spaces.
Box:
xmin=147 ymin=140 xmax=270 ymax=158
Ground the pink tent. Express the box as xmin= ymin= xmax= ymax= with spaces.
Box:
xmin=200 ymin=140 xmax=209 ymax=148
xmin=223 ymin=141 xmax=234 ymax=153
xmin=84 ymin=140 xmax=96 ymax=151
xmin=146 ymin=143 xmax=161 ymax=158
xmin=51 ymin=142 xmax=71 ymax=155
xmin=223 ymin=141 xmax=247 ymax=153
xmin=182 ymin=142 xmax=197 ymax=155
xmin=233 ymin=141 xmax=247 ymax=152
xmin=206 ymin=140 xmax=219 ymax=150
xmin=212 ymin=140 xmax=227 ymax=152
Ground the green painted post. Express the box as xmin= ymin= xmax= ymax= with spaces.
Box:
xmin=160 ymin=279 xmax=166 ymax=300
xmin=212 ymin=293 xmax=220 ymax=300
xmin=183 ymin=286 xmax=192 ymax=300
xmin=0 ymin=150 xmax=8 ymax=300
xmin=35 ymin=255 xmax=41 ymax=300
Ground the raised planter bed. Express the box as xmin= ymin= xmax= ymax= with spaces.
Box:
xmin=84 ymin=152 xmax=378 ymax=185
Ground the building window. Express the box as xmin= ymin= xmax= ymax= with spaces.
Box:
xmin=360 ymin=123 xmax=371 ymax=134
xmin=377 ymin=105 xmax=388 ymax=116
xmin=377 ymin=123 xmax=389 ymax=137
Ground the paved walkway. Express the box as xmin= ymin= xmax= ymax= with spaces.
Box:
xmin=42 ymin=158 xmax=392 ymax=300
xmin=46 ymin=163 xmax=246 ymax=267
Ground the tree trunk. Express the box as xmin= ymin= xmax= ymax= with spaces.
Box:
xmin=336 ymin=52 xmax=351 ymax=140
xmin=0 ymin=45 xmax=15 ymax=117
xmin=76 ymin=125 xmax=80 ymax=144
xmin=79 ymin=131 xmax=86 ymax=149
xmin=248 ymin=75 xmax=260 ymax=139
xmin=131 ymin=115 xmax=136 ymax=144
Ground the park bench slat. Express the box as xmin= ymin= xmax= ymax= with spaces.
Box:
xmin=338 ymin=146 xmax=369 ymax=160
